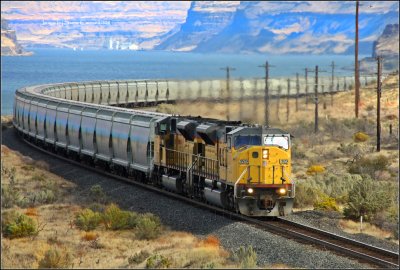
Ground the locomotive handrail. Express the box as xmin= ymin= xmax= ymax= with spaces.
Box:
xmin=234 ymin=166 xmax=249 ymax=198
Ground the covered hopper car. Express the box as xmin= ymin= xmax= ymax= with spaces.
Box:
xmin=13 ymin=83 xmax=295 ymax=217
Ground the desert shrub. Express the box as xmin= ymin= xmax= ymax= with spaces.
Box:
xmin=74 ymin=208 xmax=102 ymax=231
xmin=35 ymin=189 xmax=56 ymax=204
xmin=136 ymin=213 xmax=162 ymax=240
xmin=350 ymin=118 xmax=374 ymax=134
xmin=287 ymin=120 xmax=314 ymax=138
xmin=1 ymin=185 xmax=23 ymax=208
xmin=291 ymin=143 xmax=306 ymax=159
xmin=34 ymin=160 xmax=50 ymax=170
xmin=337 ymin=142 xmax=362 ymax=156
xmin=31 ymin=173 xmax=46 ymax=182
xmin=294 ymin=183 xmax=322 ymax=208
xmin=306 ymin=165 xmax=325 ymax=175
xmin=102 ymin=203 xmax=138 ymax=230
xmin=145 ymin=254 xmax=172 ymax=269
xmin=348 ymin=155 xmax=390 ymax=179
xmin=88 ymin=202 xmax=106 ymax=213
xmin=366 ymin=105 xmax=374 ymax=111
xmin=323 ymin=118 xmax=353 ymax=140
xmin=343 ymin=177 xmax=392 ymax=221
xmin=81 ymin=232 xmax=98 ymax=241
xmin=313 ymin=195 xmax=339 ymax=212
xmin=38 ymin=247 xmax=72 ymax=269
xmin=2 ymin=210 xmax=37 ymax=239
xmin=232 ymin=245 xmax=257 ymax=269
xmin=353 ymin=132 xmax=369 ymax=142
xmin=89 ymin=184 xmax=108 ymax=203
xmin=156 ymin=103 xmax=177 ymax=114
xmin=129 ymin=250 xmax=151 ymax=264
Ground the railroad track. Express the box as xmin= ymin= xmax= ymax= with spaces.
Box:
xmin=18 ymin=131 xmax=399 ymax=269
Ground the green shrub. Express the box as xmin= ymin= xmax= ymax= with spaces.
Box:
xmin=353 ymin=132 xmax=369 ymax=142
xmin=88 ymin=202 xmax=106 ymax=213
xmin=145 ymin=254 xmax=172 ymax=269
xmin=348 ymin=155 xmax=390 ymax=179
xmin=89 ymin=184 xmax=108 ymax=203
xmin=2 ymin=210 xmax=37 ymax=239
xmin=313 ymin=195 xmax=339 ymax=212
xmin=129 ymin=250 xmax=150 ymax=264
xmin=136 ymin=213 xmax=162 ymax=240
xmin=102 ymin=203 xmax=138 ymax=230
xmin=343 ymin=177 xmax=392 ymax=221
xmin=74 ymin=208 xmax=102 ymax=231
xmin=294 ymin=184 xmax=321 ymax=208
xmin=232 ymin=245 xmax=257 ymax=269
xmin=38 ymin=247 xmax=72 ymax=269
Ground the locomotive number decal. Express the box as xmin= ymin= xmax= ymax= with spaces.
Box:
xmin=239 ymin=159 xmax=249 ymax=164
xmin=280 ymin=159 xmax=288 ymax=164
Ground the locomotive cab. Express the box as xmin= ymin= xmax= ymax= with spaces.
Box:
xmin=227 ymin=127 xmax=294 ymax=216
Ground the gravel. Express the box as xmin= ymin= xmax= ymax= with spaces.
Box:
xmin=2 ymin=128 xmax=383 ymax=268
xmin=281 ymin=210 xmax=399 ymax=253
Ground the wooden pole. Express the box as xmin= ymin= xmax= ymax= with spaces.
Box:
xmin=296 ymin=73 xmax=300 ymax=112
xmin=287 ymin=78 xmax=290 ymax=122
xmin=355 ymin=0 xmax=360 ymax=118
xmin=377 ymin=56 xmax=382 ymax=152
xmin=314 ymin=65 xmax=319 ymax=133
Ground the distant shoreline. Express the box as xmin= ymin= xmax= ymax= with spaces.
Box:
xmin=1 ymin=51 xmax=34 ymax=57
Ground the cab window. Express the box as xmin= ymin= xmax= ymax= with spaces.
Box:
xmin=234 ymin=135 xmax=261 ymax=149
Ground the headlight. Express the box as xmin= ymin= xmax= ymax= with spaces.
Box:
xmin=262 ymin=149 xmax=268 ymax=159
xmin=247 ymin=188 xmax=254 ymax=194
xmin=278 ymin=188 xmax=286 ymax=195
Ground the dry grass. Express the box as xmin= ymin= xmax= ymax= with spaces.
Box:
xmin=25 ymin=207 xmax=38 ymax=217
xmin=339 ymin=219 xmax=395 ymax=241
xmin=0 ymin=145 xmax=236 ymax=269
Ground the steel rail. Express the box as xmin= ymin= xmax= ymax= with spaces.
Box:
xmin=17 ymin=132 xmax=399 ymax=269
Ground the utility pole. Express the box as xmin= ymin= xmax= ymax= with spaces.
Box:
xmin=376 ymin=56 xmax=382 ymax=152
xmin=276 ymin=85 xmax=282 ymax=122
xmin=304 ymin=68 xmax=309 ymax=106
xmin=296 ymin=73 xmax=300 ymax=112
xmin=322 ymin=84 xmax=327 ymax=110
xmin=287 ymin=78 xmax=290 ymax=122
xmin=355 ymin=0 xmax=360 ymax=118
xmin=239 ymin=78 xmax=244 ymax=121
xmin=310 ymin=65 xmax=326 ymax=133
xmin=258 ymin=61 xmax=275 ymax=126
xmin=220 ymin=66 xmax=236 ymax=121
xmin=330 ymin=61 xmax=335 ymax=106
xmin=315 ymin=65 xmax=319 ymax=133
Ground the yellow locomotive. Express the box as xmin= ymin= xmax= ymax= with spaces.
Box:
xmin=153 ymin=116 xmax=294 ymax=217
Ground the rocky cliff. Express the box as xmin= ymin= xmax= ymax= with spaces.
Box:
xmin=361 ymin=24 xmax=399 ymax=72
xmin=1 ymin=18 xmax=32 ymax=56
xmin=1 ymin=1 xmax=399 ymax=54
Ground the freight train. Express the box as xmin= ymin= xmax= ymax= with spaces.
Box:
xmin=13 ymin=80 xmax=294 ymax=216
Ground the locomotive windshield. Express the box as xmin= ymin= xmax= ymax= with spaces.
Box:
xmin=234 ymin=135 xmax=261 ymax=148
xmin=263 ymin=135 xmax=289 ymax=150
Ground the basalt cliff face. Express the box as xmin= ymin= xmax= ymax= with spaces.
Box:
xmin=1 ymin=18 xmax=32 ymax=56
xmin=1 ymin=1 xmax=399 ymax=55
xmin=361 ymin=24 xmax=399 ymax=72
